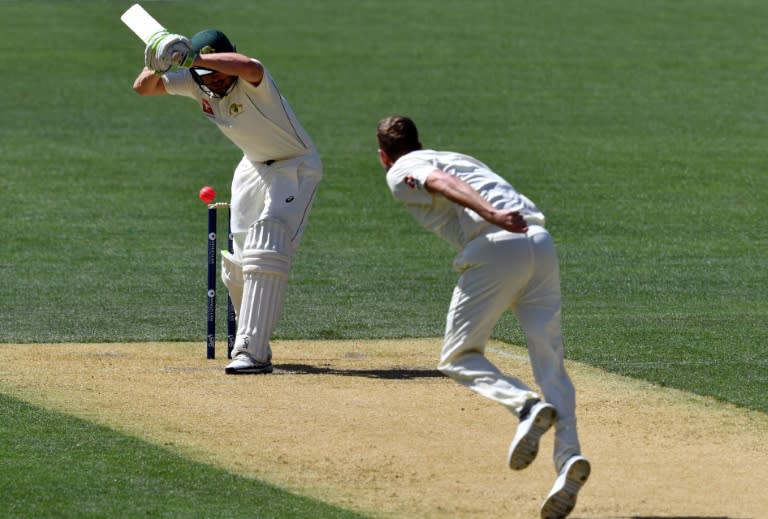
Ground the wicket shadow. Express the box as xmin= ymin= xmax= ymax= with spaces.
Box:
xmin=274 ymin=364 xmax=444 ymax=380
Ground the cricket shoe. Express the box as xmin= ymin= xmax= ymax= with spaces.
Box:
xmin=225 ymin=353 xmax=274 ymax=375
xmin=540 ymin=455 xmax=591 ymax=519
xmin=508 ymin=400 xmax=557 ymax=470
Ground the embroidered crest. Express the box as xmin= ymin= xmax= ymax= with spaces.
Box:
xmin=228 ymin=103 xmax=244 ymax=117
xmin=404 ymin=176 xmax=418 ymax=189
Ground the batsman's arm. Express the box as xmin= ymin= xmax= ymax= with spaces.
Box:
xmin=424 ymin=170 xmax=528 ymax=233
xmin=191 ymin=53 xmax=265 ymax=86
xmin=133 ymin=67 xmax=168 ymax=96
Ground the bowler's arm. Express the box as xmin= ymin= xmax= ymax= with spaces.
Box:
xmin=424 ymin=170 xmax=528 ymax=233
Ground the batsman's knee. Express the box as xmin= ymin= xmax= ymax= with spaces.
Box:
xmin=242 ymin=218 xmax=293 ymax=278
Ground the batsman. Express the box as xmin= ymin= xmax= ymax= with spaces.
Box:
xmin=133 ymin=29 xmax=322 ymax=374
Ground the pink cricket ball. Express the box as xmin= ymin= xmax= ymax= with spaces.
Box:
xmin=198 ymin=186 xmax=216 ymax=204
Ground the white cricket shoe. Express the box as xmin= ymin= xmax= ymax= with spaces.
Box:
xmin=508 ymin=400 xmax=557 ymax=470
xmin=224 ymin=353 xmax=274 ymax=375
xmin=540 ymin=455 xmax=591 ymax=519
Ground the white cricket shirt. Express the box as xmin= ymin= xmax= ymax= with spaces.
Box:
xmin=163 ymin=60 xmax=315 ymax=163
xmin=386 ymin=149 xmax=546 ymax=250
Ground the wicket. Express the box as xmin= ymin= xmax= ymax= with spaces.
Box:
xmin=207 ymin=202 xmax=236 ymax=359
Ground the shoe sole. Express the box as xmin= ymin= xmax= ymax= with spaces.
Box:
xmin=224 ymin=364 xmax=274 ymax=375
xmin=540 ymin=457 xmax=591 ymax=519
xmin=508 ymin=404 xmax=557 ymax=470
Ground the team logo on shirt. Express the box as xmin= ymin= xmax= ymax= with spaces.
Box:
xmin=201 ymin=98 xmax=214 ymax=116
xmin=228 ymin=103 xmax=244 ymax=117
xmin=404 ymin=176 xmax=418 ymax=189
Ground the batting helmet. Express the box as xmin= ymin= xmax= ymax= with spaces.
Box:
xmin=190 ymin=29 xmax=236 ymax=55
xmin=189 ymin=29 xmax=238 ymax=98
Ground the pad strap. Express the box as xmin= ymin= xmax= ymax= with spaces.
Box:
xmin=241 ymin=219 xmax=292 ymax=277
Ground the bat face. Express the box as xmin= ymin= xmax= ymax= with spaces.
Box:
xmin=121 ymin=3 xmax=166 ymax=44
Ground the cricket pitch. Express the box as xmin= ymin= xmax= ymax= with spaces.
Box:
xmin=0 ymin=340 xmax=765 ymax=518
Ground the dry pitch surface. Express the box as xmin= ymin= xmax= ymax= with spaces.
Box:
xmin=1 ymin=340 xmax=766 ymax=518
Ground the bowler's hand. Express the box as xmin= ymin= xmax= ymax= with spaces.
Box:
xmin=492 ymin=210 xmax=528 ymax=233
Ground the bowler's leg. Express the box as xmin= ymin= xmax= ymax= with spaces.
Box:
xmin=515 ymin=230 xmax=582 ymax=470
xmin=437 ymin=236 xmax=539 ymax=413
xmin=438 ymin=236 xmax=556 ymax=470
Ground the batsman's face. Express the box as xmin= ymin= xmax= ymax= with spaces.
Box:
xmin=200 ymin=71 xmax=237 ymax=97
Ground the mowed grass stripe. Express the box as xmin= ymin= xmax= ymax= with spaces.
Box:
xmin=0 ymin=393 xmax=366 ymax=519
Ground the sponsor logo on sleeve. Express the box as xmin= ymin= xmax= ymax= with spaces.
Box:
xmin=201 ymin=98 xmax=214 ymax=116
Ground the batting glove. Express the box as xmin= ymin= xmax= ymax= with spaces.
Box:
xmin=144 ymin=31 xmax=169 ymax=73
xmin=159 ymin=33 xmax=196 ymax=68
xmin=144 ymin=32 xmax=195 ymax=73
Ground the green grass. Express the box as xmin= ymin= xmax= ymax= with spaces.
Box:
xmin=1 ymin=0 xmax=766 ymax=515
xmin=0 ymin=393 xmax=364 ymax=519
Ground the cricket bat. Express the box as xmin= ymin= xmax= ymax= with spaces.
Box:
xmin=121 ymin=3 xmax=166 ymax=44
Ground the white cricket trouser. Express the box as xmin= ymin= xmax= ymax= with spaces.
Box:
xmin=227 ymin=153 xmax=322 ymax=362
xmin=230 ymin=153 xmax=322 ymax=236
xmin=438 ymin=225 xmax=581 ymax=470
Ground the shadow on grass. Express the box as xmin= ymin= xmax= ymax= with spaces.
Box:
xmin=274 ymin=363 xmax=444 ymax=379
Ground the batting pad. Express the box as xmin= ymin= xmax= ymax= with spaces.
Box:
xmin=221 ymin=251 xmax=244 ymax=318
xmin=232 ymin=219 xmax=293 ymax=363
xmin=241 ymin=218 xmax=292 ymax=277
